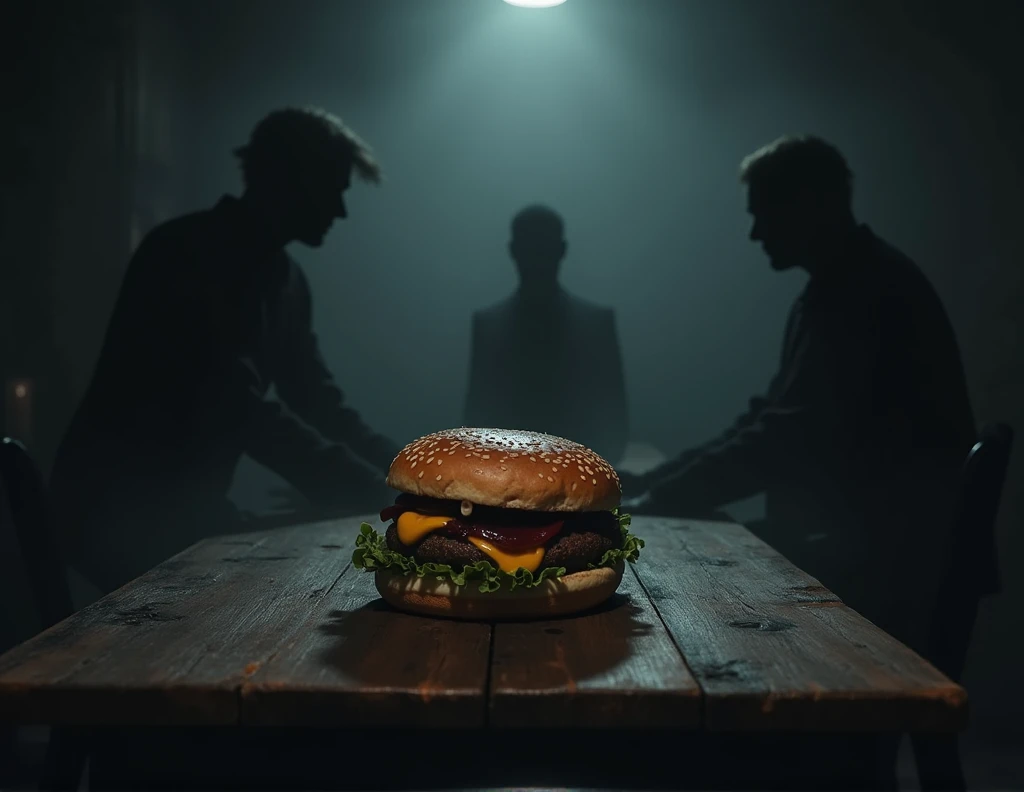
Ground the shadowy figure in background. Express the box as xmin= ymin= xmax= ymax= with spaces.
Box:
xmin=463 ymin=205 xmax=628 ymax=465
xmin=49 ymin=107 xmax=401 ymax=593
xmin=621 ymin=135 xmax=976 ymax=650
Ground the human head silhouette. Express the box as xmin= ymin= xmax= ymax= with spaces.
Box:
xmin=234 ymin=106 xmax=381 ymax=247
xmin=509 ymin=205 xmax=567 ymax=291
xmin=740 ymin=135 xmax=856 ymax=274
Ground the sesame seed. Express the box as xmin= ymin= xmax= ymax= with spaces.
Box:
xmin=482 ymin=455 xmax=490 ymax=459
xmin=436 ymin=474 xmax=442 ymax=481
xmin=437 ymin=459 xmax=442 ymax=465
xmin=572 ymin=481 xmax=578 ymax=491
xmin=465 ymin=453 xmax=472 ymax=457
xmin=538 ymin=473 xmax=544 ymax=479
xmin=580 ymin=475 xmax=586 ymax=480
xmin=592 ymin=478 xmax=597 ymax=485
xmin=411 ymin=461 xmax=417 ymax=468
xmin=427 ymin=457 xmax=434 ymax=464
xmin=547 ymin=476 xmax=554 ymax=482
xmin=500 ymin=465 xmax=508 ymax=471
xmin=418 ymin=471 xmax=424 ymax=478
xmin=530 ymin=457 xmax=537 ymax=462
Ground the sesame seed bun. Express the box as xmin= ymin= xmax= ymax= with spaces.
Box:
xmin=373 ymin=563 xmax=624 ymax=621
xmin=386 ymin=428 xmax=621 ymax=512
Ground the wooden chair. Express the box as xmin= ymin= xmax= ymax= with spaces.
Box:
xmin=912 ymin=423 xmax=1014 ymax=792
xmin=0 ymin=437 xmax=85 ymax=791
xmin=0 ymin=438 xmax=75 ymax=630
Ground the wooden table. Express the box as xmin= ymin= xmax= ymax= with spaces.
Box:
xmin=0 ymin=515 xmax=966 ymax=790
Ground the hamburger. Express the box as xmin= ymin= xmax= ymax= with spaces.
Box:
xmin=352 ymin=427 xmax=644 ymax=620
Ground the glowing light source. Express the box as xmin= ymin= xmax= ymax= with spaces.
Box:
xmin=502 ymin=0 xmax=567 ymax=7
xmin=14 ymin=384 xmax=27 ymax=399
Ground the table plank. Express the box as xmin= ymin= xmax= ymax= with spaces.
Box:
xmin=488 ymin=566 xmax=701 ymax=728
xmin=632 ymin=517 xmax=967 ymax=732
xmin=0 ymin=518 xmax=361 ymax=726
xmin=239 ymin=565 xmax=492 ymax=728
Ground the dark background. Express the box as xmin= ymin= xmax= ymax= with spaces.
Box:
xmin=2 ymin=0 xmax=1022 ymax=774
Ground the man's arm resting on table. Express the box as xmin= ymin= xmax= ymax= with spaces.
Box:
xmin=206 ymin=357 xmax=392 ymax=509
xmin=640 ymin=295 xmax=880 ymax=516
xmin=274 ymin=266 xmax=401 ymax=473
xmin=618 ymin=394 xmax=770 ymax=498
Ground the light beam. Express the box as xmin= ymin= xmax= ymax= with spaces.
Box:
xmin=502 ymin=0 xmax=568 ymax=8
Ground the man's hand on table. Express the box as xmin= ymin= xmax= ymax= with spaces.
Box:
xmin=619 ymin=472 xmax=662 ymax=515
xmin=621 ymin=491 xmax=655 ymax=513
xmin=618 ymin=472 xmax=734 ymax=522
xmin=617 ymin=470 xmax=649 ymax=497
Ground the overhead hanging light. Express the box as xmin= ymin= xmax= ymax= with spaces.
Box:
xmin=502 ymin=0 xmax=568 ymax=7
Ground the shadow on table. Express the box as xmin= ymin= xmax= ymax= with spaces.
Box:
xmin=314 ymin=592 xmax=653 ymax=690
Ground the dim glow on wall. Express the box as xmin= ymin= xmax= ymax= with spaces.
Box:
xmin=502 ymin=0 xmax=567 ymax=7
xmin=5 ymin=378 xmax=33 ymax=446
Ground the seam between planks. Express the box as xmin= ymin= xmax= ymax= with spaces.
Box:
xmin=628 ymin=551 xmax=708 ymax=727
xmin=482 ymin=621 xmax=497 ymax=728
xmin=234 ymin=560 xmax=354 ymax=725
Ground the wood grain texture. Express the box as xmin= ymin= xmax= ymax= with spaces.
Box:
xmin=632 ymin=517 xmax=967 ymax=733
xmin=488 ymin=566 xmax=700 ymax=728
xmin=0 ymin=518 xmax=365 ymax=726
xmin=240 ymin=565 xmax=492 ymax=728
xmin=0 ymin=512 xmax=967 ymax=737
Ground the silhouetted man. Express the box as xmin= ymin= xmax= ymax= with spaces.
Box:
xmin=463 ymin=205 xmax=628 ymax=465
xmin=621 ymin=136 xmax=976 ymax=650
xmin=50 ymin=107 xmax=400 ymax=593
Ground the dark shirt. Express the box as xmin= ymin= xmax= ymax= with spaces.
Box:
xmin=643 ymin=226 xmax=976 ymax=641
xmin=50 ymin=196 xmax=399 ymax=590
xmin=463 ymin=288 xmax=628 ymax=465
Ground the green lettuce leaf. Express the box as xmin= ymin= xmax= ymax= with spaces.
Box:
xmin=351 ymin=508 xmax=643 ymax=594
xmin=589 ymin=508 xmax=645 ymax=570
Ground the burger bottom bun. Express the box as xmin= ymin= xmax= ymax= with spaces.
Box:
xmin=374 ymin=562 xmax=625 ymax=621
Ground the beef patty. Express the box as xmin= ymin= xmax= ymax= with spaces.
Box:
xmin=384 ymin=512 xmax=622 ymax=574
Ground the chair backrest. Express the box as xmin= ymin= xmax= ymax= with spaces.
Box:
xmin=950 ymin=422 xmax=1014 ymax=598
xmin=0 ymin=437 xmax=75 ymax=630
xmin=925 ymin=423 xmax=1014 ymax=682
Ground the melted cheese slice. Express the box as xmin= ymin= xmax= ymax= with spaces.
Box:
xmin=467 ymin=536 xmax=545 ymax=574
xmin=395 ymin=511 xmax=547 ymax=574
xmin=396 ymin=511 xmax=452 ymax=545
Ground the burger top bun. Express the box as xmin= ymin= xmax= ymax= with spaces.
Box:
xmin=386 ymin=428 xmax=621 ymax=513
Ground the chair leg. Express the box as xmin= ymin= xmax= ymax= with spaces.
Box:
xmin=0 ymin=726 xmax=18 ymax=785
xmin=39 ymin=727 xmax=88 ymax=792
xmin=871 ymin=733 xmax=902 ymax=792
xmin=912 ymin=733 xmax=967 ymax=792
